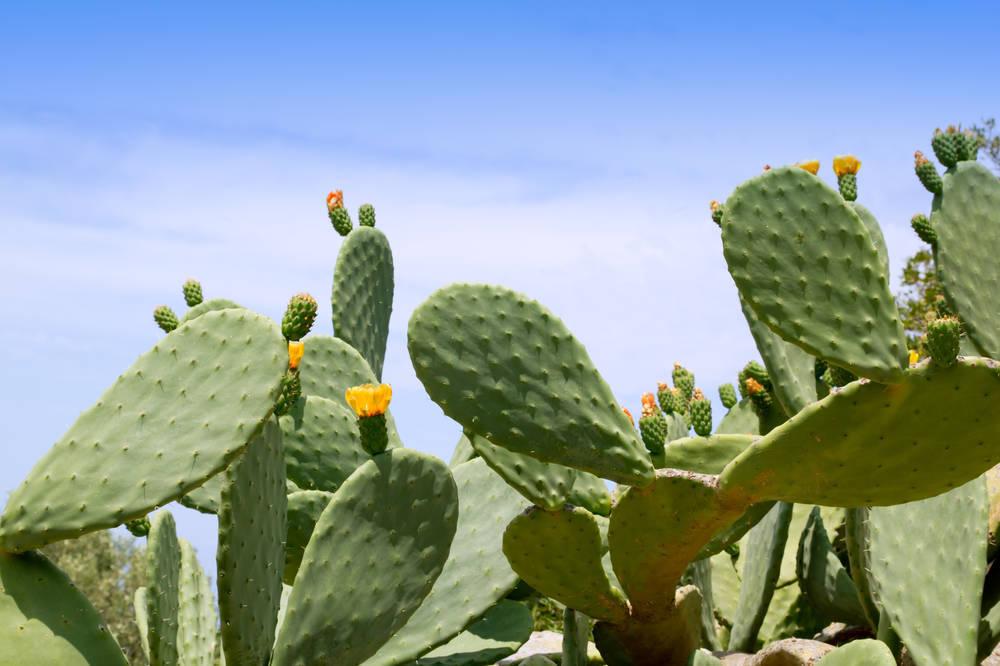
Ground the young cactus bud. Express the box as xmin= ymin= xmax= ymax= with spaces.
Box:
xmin=358 ymin=203 xmax=376 ymax=227
xmin=275 ymin=368 xmax=302 ymax=417
xmin=153 ymin=305 xmax=179 ymax=333
xmin=910 ymin=213 xmax=937 ymax=247
xmin=957 ymin=130 xmax=980 ymax=162
xmin=622 ymin=407 xmax=634 ymax=426
xmin=345 ymin=383 xmax=393 ymax=455
xmin=931 ymin=127 xmax=959 ymax=168
xmin=690 ymin=388 xmax=712 ymax=437
xmin=672 ymin=363 xmax=695 ymax=402
xmin=925 ymin=316 xmax=961 ymax=367
xmin=823 ymin=363 xmax=857 ymax=388
xmin=833 ymin=155 xmax=861 ymax=202
xmin=327 ymin=190 xmax=353 ymax=236
xmin=914 ymin=151 xmax=943 ymax=194
xmin=656 ymin=382 xmax=677 ymax=415
xmin=125 ymin=516 xmax=151 ymax=538
xmin=795 ymin=160 xmax=820 ymax=175
xmin=744 ymin=377 xmax=773 ymax=416
xmin=710 ymin=200 xmax=725 ymax=227
xmin=281 ymin=293 xmax=318 ymax=341
xmin=718 ymin=383 xmax=738 ymax=409
xmin=638 ymin=392 xmax=667 ymax=454
xmin=181 ymin=279 xmax=203 ymax=307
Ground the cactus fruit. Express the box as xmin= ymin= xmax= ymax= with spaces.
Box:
xmin=274 ymin=369 xmax=302 ymax=417
xmin=914 ymin=150 xmax=943 ymax=194
xmin=932 ymin=127 xmax=959 ymax=167
xmin=925 ymin=316 xmax=961 ymax=367
xmin=638 ymin=393 xmax=669 ymax=453
xmin=832 ymin=155 xmax=860 ymax=202
xmin=281 ymin=293 xmax=318 ymax=341
xmin=710 ymin=200 xmax=724 ymax=226
xmin=359 ymin=203 xmax=376 ymax=227
xmin=910 ymin=213 xmax=936 ymax=246
xmin=957 ymin=129 xmax=980 ymax=162
xmin=718 ymin=383 xmax=737 ymax=409
xmin=673 ymin=363 xmax=695 ymax=401
xmin=182 ymin=279 xmax=203 ymax=307
xmin=126 ymin=516 xmax=151 ymax=538
xmin=327 ymin=190 xmax=353 ymax=236
xmin=153 ymin=304 xmax=179 ymax=332
xmin=689 ymin=389 xmax=712 ymax=437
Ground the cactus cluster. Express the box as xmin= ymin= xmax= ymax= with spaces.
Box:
xmin=3 ymin=131 xmax=1000 ymax=666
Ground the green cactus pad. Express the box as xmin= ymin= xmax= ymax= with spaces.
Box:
xmin=413 ymin=600 xmax=533 ymax=666
xmin=272 ymin=448 xmax=459 ymax=666
xmin=739 ymin=296 xmax=816 ymax=415
xmin=688 ymin=651 xmax=724 ymax=665
xmin=283 ymin=489 xmax=332 ymax=585
xmin=933 ymin=162 xmax=1000 ymax=358
xmin=722 ymin=166 xmax=907 ymax=382
xmin=178 ymin=539 xmax=216 ymax=666
xmin=146 ymin=511 xmax=181 ymax=666
xmin=366 ymin=458 xmax=529 ymax=665
xmin=728 ymin=501 xmax=792 ymax=651
xmin=681 ymin=558 xmax=721 ymax=651
xmin=569 ymin=470 xmax=613 ymax=516
xmin=865 ymin=476 xmax=987 ymax=666
xmin=816 ymin=639 xmax=895 ymax=665
xmin=217 ymin=418 xmax=287 ymax=666
xmin=332 ymin=227 xmax=394 ymax=379
xmin=843 ymin=509 xmax=879 ymax=630
xmin=408 ymin=283 xmax=654 ymax=485
xmin=296 ymin=334 xmax=402 ymax=446
xmin=466 ymin=430 xmax=576 ymax=510
xmin=652 ymin=434 xmax=755 ymax=473
xmin=0 ymin=309 xmax=286 ymax=551
xmin=280 ymin=394 xmax=371 ymax=492
xmin=715 ymin=398 xmax=760 ymax=435
xmin=609 ymin=470 xmax=743 ymax=619
xmin=180 ymin=298 xmax=243 ymax=323
xmin=504 ymin=505 xmax=629 ymax=623
xmin=718 ymin=357 xmax=1000 ymax=507
xmin=134 ymin=587 xmax=151 ymax=663
xmin=795 ymin=507 xmax=867 ymax=626
xmin=0 ymin=551 xmax=128 ymax=666
xmin=851 ymin=203 xmax=889 ymax=277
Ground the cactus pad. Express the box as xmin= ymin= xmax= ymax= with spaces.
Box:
xmin=0 ymin=309 xmax=286 ymax=551
xmin=146 ymin=511 xmax=181 ymax=666
xmin=652 ymin=434 xmax=755 ymax=473
xmin=283 ymin=490 xmax=333 ymax=585
xmin=609 ymin=470 xmax=743 ymax=618
xmin=272 ymin=448 xmax=459 ymax=666
xmin=177 ymin=539 xmax=216 ymax=666
xmin=296 ymin=334 xmax=402 ymax=446
xmin=408 ymin=283 xmax=654 ymax=485
xmin=795 ymin=507 xmax=867 ymax=626
xmin=865 ymin=476 xmax=987 ymax=666
xmin=739 ymin=296 xmax=816 ymax=415
xmin=134 ymin=587 xmax=151 ymax=663
xmin=217 ymin=418 xmax=287 ymax=666
xmin=280 ymin=394 xmax=371 ymax=492
xmin=332 ymin=227 xmax=394 ymax=379
xmin=504 ymin=505 xmax=629 ymax=623
xmin=722 ymin=166 xmax=907 ymax=382
xmin=933 ymin=162 xmax=1000 ymax=358
xmin=816 ymin=639 xmax=895 ymax=665
xmin=715 ymin=399 xmax=760 ymax=436
xmin=413 ymin=600 xmax=533 ymax=666
xmin=0 ymin=551 xmax=128 ymax=666
xmin=719 ymin=357 xmax=1000 ymax=507
xmin=366 ymin=458 xmax=529 ymax=665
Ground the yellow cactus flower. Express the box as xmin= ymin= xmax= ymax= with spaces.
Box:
xmin=709 ymin=200 xmax=721 ymax=213
xmin=326 ymin=190 xmax=344 ymax=212
xmin=622 ymin=407 xmax=634 ymax=426
xmin=345 ymin=383 xmax=393 ymax=417
xmin=833 ymin=155 xmax=861 ymax=177
xmin=795 ymin=160 xmax=820 ymax=175
xmin=909 ymin=350 xmax=920 ymax=366
xmin=288 ymin=341 xmax=305 ymax=370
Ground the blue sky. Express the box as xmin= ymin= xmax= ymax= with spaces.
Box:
xmin=2 ymin=2 xmax=999 ymax=578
